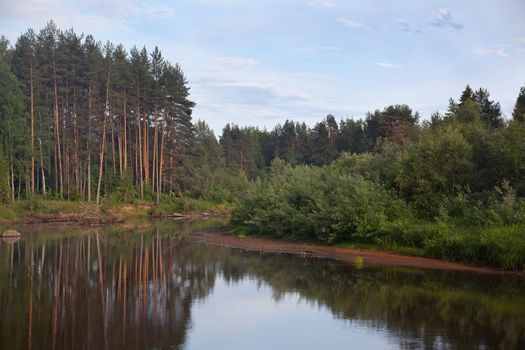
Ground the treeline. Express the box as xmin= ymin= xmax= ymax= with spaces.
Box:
xmin=221 ymin=86 xmax=522 ymax=180
xmin=0 ymin=21 xmax=198 ymax=204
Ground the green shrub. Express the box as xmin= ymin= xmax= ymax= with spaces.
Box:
xmin=22 ymin=194 xmax=42 ymax=212
xmin=233 ymin=159 xmax=411 ymax=243
xmin=478 ymin=227 xmax=525 ymax=270
xmin=111 ymin=173 xmax=137 ymax=204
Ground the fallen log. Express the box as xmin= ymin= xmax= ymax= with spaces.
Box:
xmin=20 ymin=212 xmax=118 ymax=226
xmin=151 ymin=211 xmax=212 ymax=219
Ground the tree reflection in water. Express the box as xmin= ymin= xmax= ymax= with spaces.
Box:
xmin=0 ymin=221 xmax=524 ymax=350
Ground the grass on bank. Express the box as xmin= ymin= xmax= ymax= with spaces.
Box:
xmin=0 ymin=194 xmax=231 ymax=224
xmin=0 ymin=199 xmax=84 ymax=222
xmin=335 ymin=223 xmax=525 ymax=271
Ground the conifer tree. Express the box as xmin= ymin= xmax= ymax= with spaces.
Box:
xmin=513 ymin=85 xmax=525 ymax=123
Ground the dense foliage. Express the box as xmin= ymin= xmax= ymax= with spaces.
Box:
xmin=230 ymin=88 xmax=525 ymax=270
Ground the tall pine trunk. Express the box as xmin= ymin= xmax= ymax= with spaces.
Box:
xmin=96 ymin=67 xmax=111 ymax=205
xmin=157 ymin=117 xmax=165 ymax=204
xmin=123 ymin=93 xmax=127 ymax=173
xmin=52 ymin=60 xmax=63 ymax=197
xmin=143 ymin=104 xmax=149 ymax=185
xmin=87 ymin=84 xmax=92 ymax=202
xmin=29 ymin=62 xmax=35 ymax=195
xmin=38 ymin=112 xmax=46 ymax=196
xmin=118 ymin=113 xmax=123 ymax=176
xmin=39 ymin=137 xmax=46 ymax=196
xmin=152 ymin=105 xmax=158 ymax=198
xmin=111 ymin=115 xmax=116 ymax=177
xmin=136 ymin=85 xmax=144 ymax=199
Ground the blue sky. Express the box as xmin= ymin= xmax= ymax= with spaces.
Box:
xmin=1 ymin=0 xmax=524 ymax=132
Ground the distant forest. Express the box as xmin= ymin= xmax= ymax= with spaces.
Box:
xmin=1 ymin=21 xmax=525 ymax=209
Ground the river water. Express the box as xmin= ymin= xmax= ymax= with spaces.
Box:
xmin=1 ymin=221 xmax=524 ymax=349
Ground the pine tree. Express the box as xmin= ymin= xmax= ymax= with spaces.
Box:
xmin=96 ymin=42 xmax=113 ymax=205
xmin=150 ymin=46 xmax=164 ymax=202
xmin=474 ymin=88 xmax=503 ymax=128
xmin=12 ymin=30 xmax=38 ymax=194
xmin=459 ymin=84 xmax=474 ymax=105
xmin=513 ymin=85 xmax=525 ymax=123
xmin=0 ymin=62 xmax=29 ymax=200
xmin=338 ymin=118 xmax=365 ymax=154
xmin=37 ymin=21 xmax=64 ymax=197
xmin=0 ymin=36 xmax=11 ymax=64
xmin=83 ymin=34 xmax=104 ymax=201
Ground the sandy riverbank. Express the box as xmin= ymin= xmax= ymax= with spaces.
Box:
xmin=195 ymin=227 xmax=521 ymax=276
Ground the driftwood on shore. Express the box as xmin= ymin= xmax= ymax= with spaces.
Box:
xmin=151 ymin=211 xmax=213 ymax=220
xmin=20 ymin=211 xmax=120 ymax=226
xmin=18 ymin=202 xmax=123 ymax=226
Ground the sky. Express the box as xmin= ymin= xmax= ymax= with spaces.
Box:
xmin=1 ymin=0 xmax=524 ymax=133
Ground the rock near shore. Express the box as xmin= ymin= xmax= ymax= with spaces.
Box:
xmin=1 ymin=229 xmax=21 ymax=237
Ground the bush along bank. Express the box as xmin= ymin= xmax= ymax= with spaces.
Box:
xmin=232 ymin=159 xmax=525 ymax=271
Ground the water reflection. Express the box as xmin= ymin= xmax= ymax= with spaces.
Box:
xmin=0 ymin=221 xmax=524 ymax=350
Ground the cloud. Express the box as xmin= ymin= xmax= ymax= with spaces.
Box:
xmin=472 ymin=45 xmax=508 ymax=58
xmin=337 ymin=18 xmax=366 ymax=29
xmin=396 ymin=18 xmax=422 ymax=34
xmin=514 ymin=36 xmax=525 ymax=44
xmin=374 ymin=62 xmax=402 ymax=69
xmin=473 ymin=36 xmax=525 ymax=58
xmin=0 ymin=1 xmax=121 ymax=32
xmin=194 ymin=79 xmax=310 ymax=107
xmin=0 ymin=0 xmax=176 ymax=32
xmin=217 ymin=57 xmax=259 ymax=67
xmin=430 ymin=8 xmax=464 ymax=30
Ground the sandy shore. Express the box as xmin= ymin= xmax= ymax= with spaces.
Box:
xmin=195 ymin=228 xmax=522 ymax=276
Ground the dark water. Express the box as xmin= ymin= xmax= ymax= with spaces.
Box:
xmin=1 ymin=221 xmax=524 ymax=350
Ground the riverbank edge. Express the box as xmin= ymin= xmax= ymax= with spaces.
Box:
xmin=194 ymin=227 xmax=523 ymax=276
xmin=0 ymin=200 xmax=230 ymax=226
xmin=2 ymin=203 xmax=521 ymax=276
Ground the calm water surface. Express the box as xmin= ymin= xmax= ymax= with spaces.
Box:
xmin=1 ymin=221 xmax=524 ymax=350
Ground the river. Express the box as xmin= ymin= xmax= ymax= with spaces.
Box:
xmin=1 ymin=220 xmax=524 ymax=349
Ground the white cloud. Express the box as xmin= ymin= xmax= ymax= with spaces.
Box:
xmin=193 ymin=78 xmax=311 ymax=108
xmin=473 ymin=46 xmax=508 ymax=58
xmin=430 ymin=8 xmax=464 ymax=30
xmin=437 ymin=8 xmax=451 ymax=22
xmin=217 ymin=57 xmax=259 ymax=67
xmin=472 ymin=36 xmax=525 ymax=58
xmin=374 ymin=62 xmax=402 ymax=69
xmin=0 ymin=0 xmax=176 ymax=32
xmin=337 ymin=18 xmax=366 ymax=29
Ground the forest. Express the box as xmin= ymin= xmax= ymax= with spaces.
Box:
xmin=1 ymin=22 xmax=525 ymax=269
